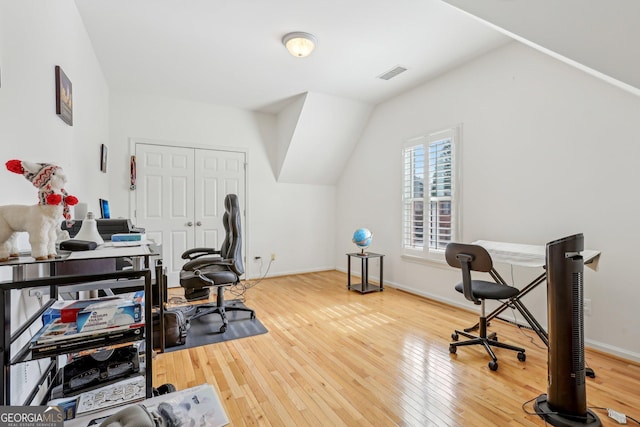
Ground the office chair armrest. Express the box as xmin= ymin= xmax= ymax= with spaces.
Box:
xmin=183 ymin=256 xmax=231 ymax=271
xmin=181 ymin=247 xmax=221 ymax=260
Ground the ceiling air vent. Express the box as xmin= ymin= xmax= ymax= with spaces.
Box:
xmin=377 ymin=66 xmax=407 ymax=81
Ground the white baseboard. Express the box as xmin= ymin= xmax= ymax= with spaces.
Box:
xmin=246 ymin=266 xmax=335 ymax=280
xmin=584 ymin=339 xmax=640 ymax=363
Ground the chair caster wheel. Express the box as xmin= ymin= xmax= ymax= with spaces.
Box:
xmin=489 ymin=361 xmax=498 ymax=371
xmin=517 ymin=352 xmax=526 ymax=362
xmin=219 ymin=325 xmax=227 ymax=333
xmin=451 ymin=332 xmax=459 ymax=341
xmin=449 ymin=344 xmax=457 ymax=354
xmin=586 ymin=368 xmax=596 ymax=378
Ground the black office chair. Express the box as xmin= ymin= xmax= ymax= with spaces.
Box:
xmin=179 ymin=194 xmax=255 ymax=333
xmin=446 ymin=242 xmax=526 ymax=371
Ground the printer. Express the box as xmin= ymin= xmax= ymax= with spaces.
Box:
xmin=62 ymin=219 xmax=145 ymax=241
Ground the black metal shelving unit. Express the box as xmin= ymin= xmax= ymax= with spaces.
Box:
xmin=1 ymin=269 xmax=157 ymax=406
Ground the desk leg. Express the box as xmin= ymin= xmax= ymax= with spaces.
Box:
xmin=1 ymin=289 xmax=9 ymax=405
xmin=347 ymin=255 xmax=351 ymax=290
xmin=144 ymin=271 xmax=153 ymax=399
xmin=379 ymin=257 xmax=383 ymax=291
xmin=361 ymin=257 xmax=368 ymax=290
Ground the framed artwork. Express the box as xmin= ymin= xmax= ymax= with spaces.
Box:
xmin=55 ymin=65 xmax=73 ymax=126
xmin=100 ymin=144 xmax=108 ymax=173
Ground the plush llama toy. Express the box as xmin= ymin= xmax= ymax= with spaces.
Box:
xmin=0 ymin=160 xmax=78 ymax=261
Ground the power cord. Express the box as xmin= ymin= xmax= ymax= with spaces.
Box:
xmin=226 ymin=258 xmax=273 ymax=302
xmin=168 ymin=296 xmax=188 ymax=305
xmin=591 ymin=406 xmax=640 ymax=425
xmin=170 ymin=259 xmax=274 ymax=305
xmin=521 ymin=395 xmax=559 ymax=418
xmin=495 ymin=300 xmax=546 ymax=350
xmin=20 ymin=288 xmax=47 ymax=379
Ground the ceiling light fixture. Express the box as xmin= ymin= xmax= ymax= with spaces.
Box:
xmin=282 ymin=32 xmax=317 ymax=58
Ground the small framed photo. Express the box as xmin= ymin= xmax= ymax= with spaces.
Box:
xmin=55 ymin=65 xmax=73 ymax=126
xmin=100 ymin=144 xmax=108 ymax=173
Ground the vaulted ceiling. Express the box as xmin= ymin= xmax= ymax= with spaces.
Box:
xmin=74 ymin=0 xmax=509 ymax=113
xmin=74 ymin=0 xmax=637 ymax=185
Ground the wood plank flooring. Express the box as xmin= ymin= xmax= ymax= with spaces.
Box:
xmin=154 ymin=271 xmax=640 ymax=426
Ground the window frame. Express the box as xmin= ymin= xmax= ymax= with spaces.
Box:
xmin=401 ymin=125 xmax=461 ymax=261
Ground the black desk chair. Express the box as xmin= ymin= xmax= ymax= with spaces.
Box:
xmin=446 ymin=242 xmax=526 ymax=371
xmin=179 ymin=194 xmax=255 ymax=333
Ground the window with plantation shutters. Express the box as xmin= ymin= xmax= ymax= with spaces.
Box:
xmin=402 ymin=127 xmax=459 ymax=258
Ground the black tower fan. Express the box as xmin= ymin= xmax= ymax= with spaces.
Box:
xmin=534 ymin=234 xmax=600 ymax=426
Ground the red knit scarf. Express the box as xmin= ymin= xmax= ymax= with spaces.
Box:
xmin=38 ymin=185 xmax=74 ymax=227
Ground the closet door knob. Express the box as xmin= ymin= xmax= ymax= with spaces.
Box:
xmin=187 ymin=221 xmax=193 ymax=227
xmin=196 ymin=221 xmax=202 ymax=226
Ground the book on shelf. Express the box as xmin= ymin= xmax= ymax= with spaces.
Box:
xmin=32 ymin=318 xmax=145 ymax=344
xmin=30 ymin=324 xmax=145 ymax=357
xmin=43 ymin=292 xmax=145 ymax=331
xmin=58 ymin=297 xmax=122 ymax=323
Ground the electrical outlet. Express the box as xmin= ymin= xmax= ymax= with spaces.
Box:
xmin=28 ymin=288 xmax=43 ymax=297
xmin=270 ymin=253 xmax=277 ymax=261
xmin=584 ymin=298 xmax=592 ymax=316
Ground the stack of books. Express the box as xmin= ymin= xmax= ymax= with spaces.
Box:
xmin=30 ymin=294 xmax=145 ymax=357
xmin=30 ymin=320 xmax=145 ymax=357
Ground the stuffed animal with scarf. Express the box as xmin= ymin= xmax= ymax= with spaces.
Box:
xmin=0 ymin=160 xmax=78 ymax=261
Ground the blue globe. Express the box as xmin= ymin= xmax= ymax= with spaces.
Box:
xmin=352 ymin=228 xmax=373 ymax=254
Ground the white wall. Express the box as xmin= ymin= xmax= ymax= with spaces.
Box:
xmin=0 ymin=1 xmax=109 ymax=216
xmin=336 ymin=41 xmax=640 ymax=361
xmin=108 ymin=92 xmax=336 ymax=280
xmin=0 ymin=0 xmax=110 ymax=404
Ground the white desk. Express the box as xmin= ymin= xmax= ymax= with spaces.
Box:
xmin=3 ymin=243 xmax=159 ymax=283
xmin=63 ymin=244 xmax=155 ymax=261
xmin=469 ymin=240 xmax=601 ymax=347
xmin=473 ymin=240 xmax=600 ymax=269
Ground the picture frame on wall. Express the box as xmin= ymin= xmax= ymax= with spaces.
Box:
xmin=100 ymin=144 xmax=108 ymax=173
xmin=55 ymin=65 xmax=73 ymax=126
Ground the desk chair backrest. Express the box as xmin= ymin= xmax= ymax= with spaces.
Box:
xmin=445 ymin=242 xmax=493 ymax=304
xmin=225 ymin=194 xmax=244 ymax=277
xmin=218 ymin=202 xmax=231 ymax=260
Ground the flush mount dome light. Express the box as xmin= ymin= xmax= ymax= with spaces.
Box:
xmin=282 ymin=32 xmax=317 ymax=57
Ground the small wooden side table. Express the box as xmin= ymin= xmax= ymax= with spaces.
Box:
xmin=346 ymin=252 xmax=384 ymax=294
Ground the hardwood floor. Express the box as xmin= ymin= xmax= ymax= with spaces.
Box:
xmin=154 ymin=271 xmax=640 ymax=426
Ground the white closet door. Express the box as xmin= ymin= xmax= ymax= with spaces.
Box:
xmin=135 ymin=144 xmax=195 ymax=284
xmin=194 ymin=149 xmax=246 ymax=249
xmin=135 ymin=143 xmax=246 ymax=286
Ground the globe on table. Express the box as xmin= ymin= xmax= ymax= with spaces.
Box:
xmin=352 ymin=228 xmax=373 ymax=255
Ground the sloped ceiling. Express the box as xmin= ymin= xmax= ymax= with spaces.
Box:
xmin=442 ymin=0 xmax=640 ymax=96
xmin=74 ymin=0 xmax=510 ymax=186
xmin=276 ymin=93 xmax=373 ymax=185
